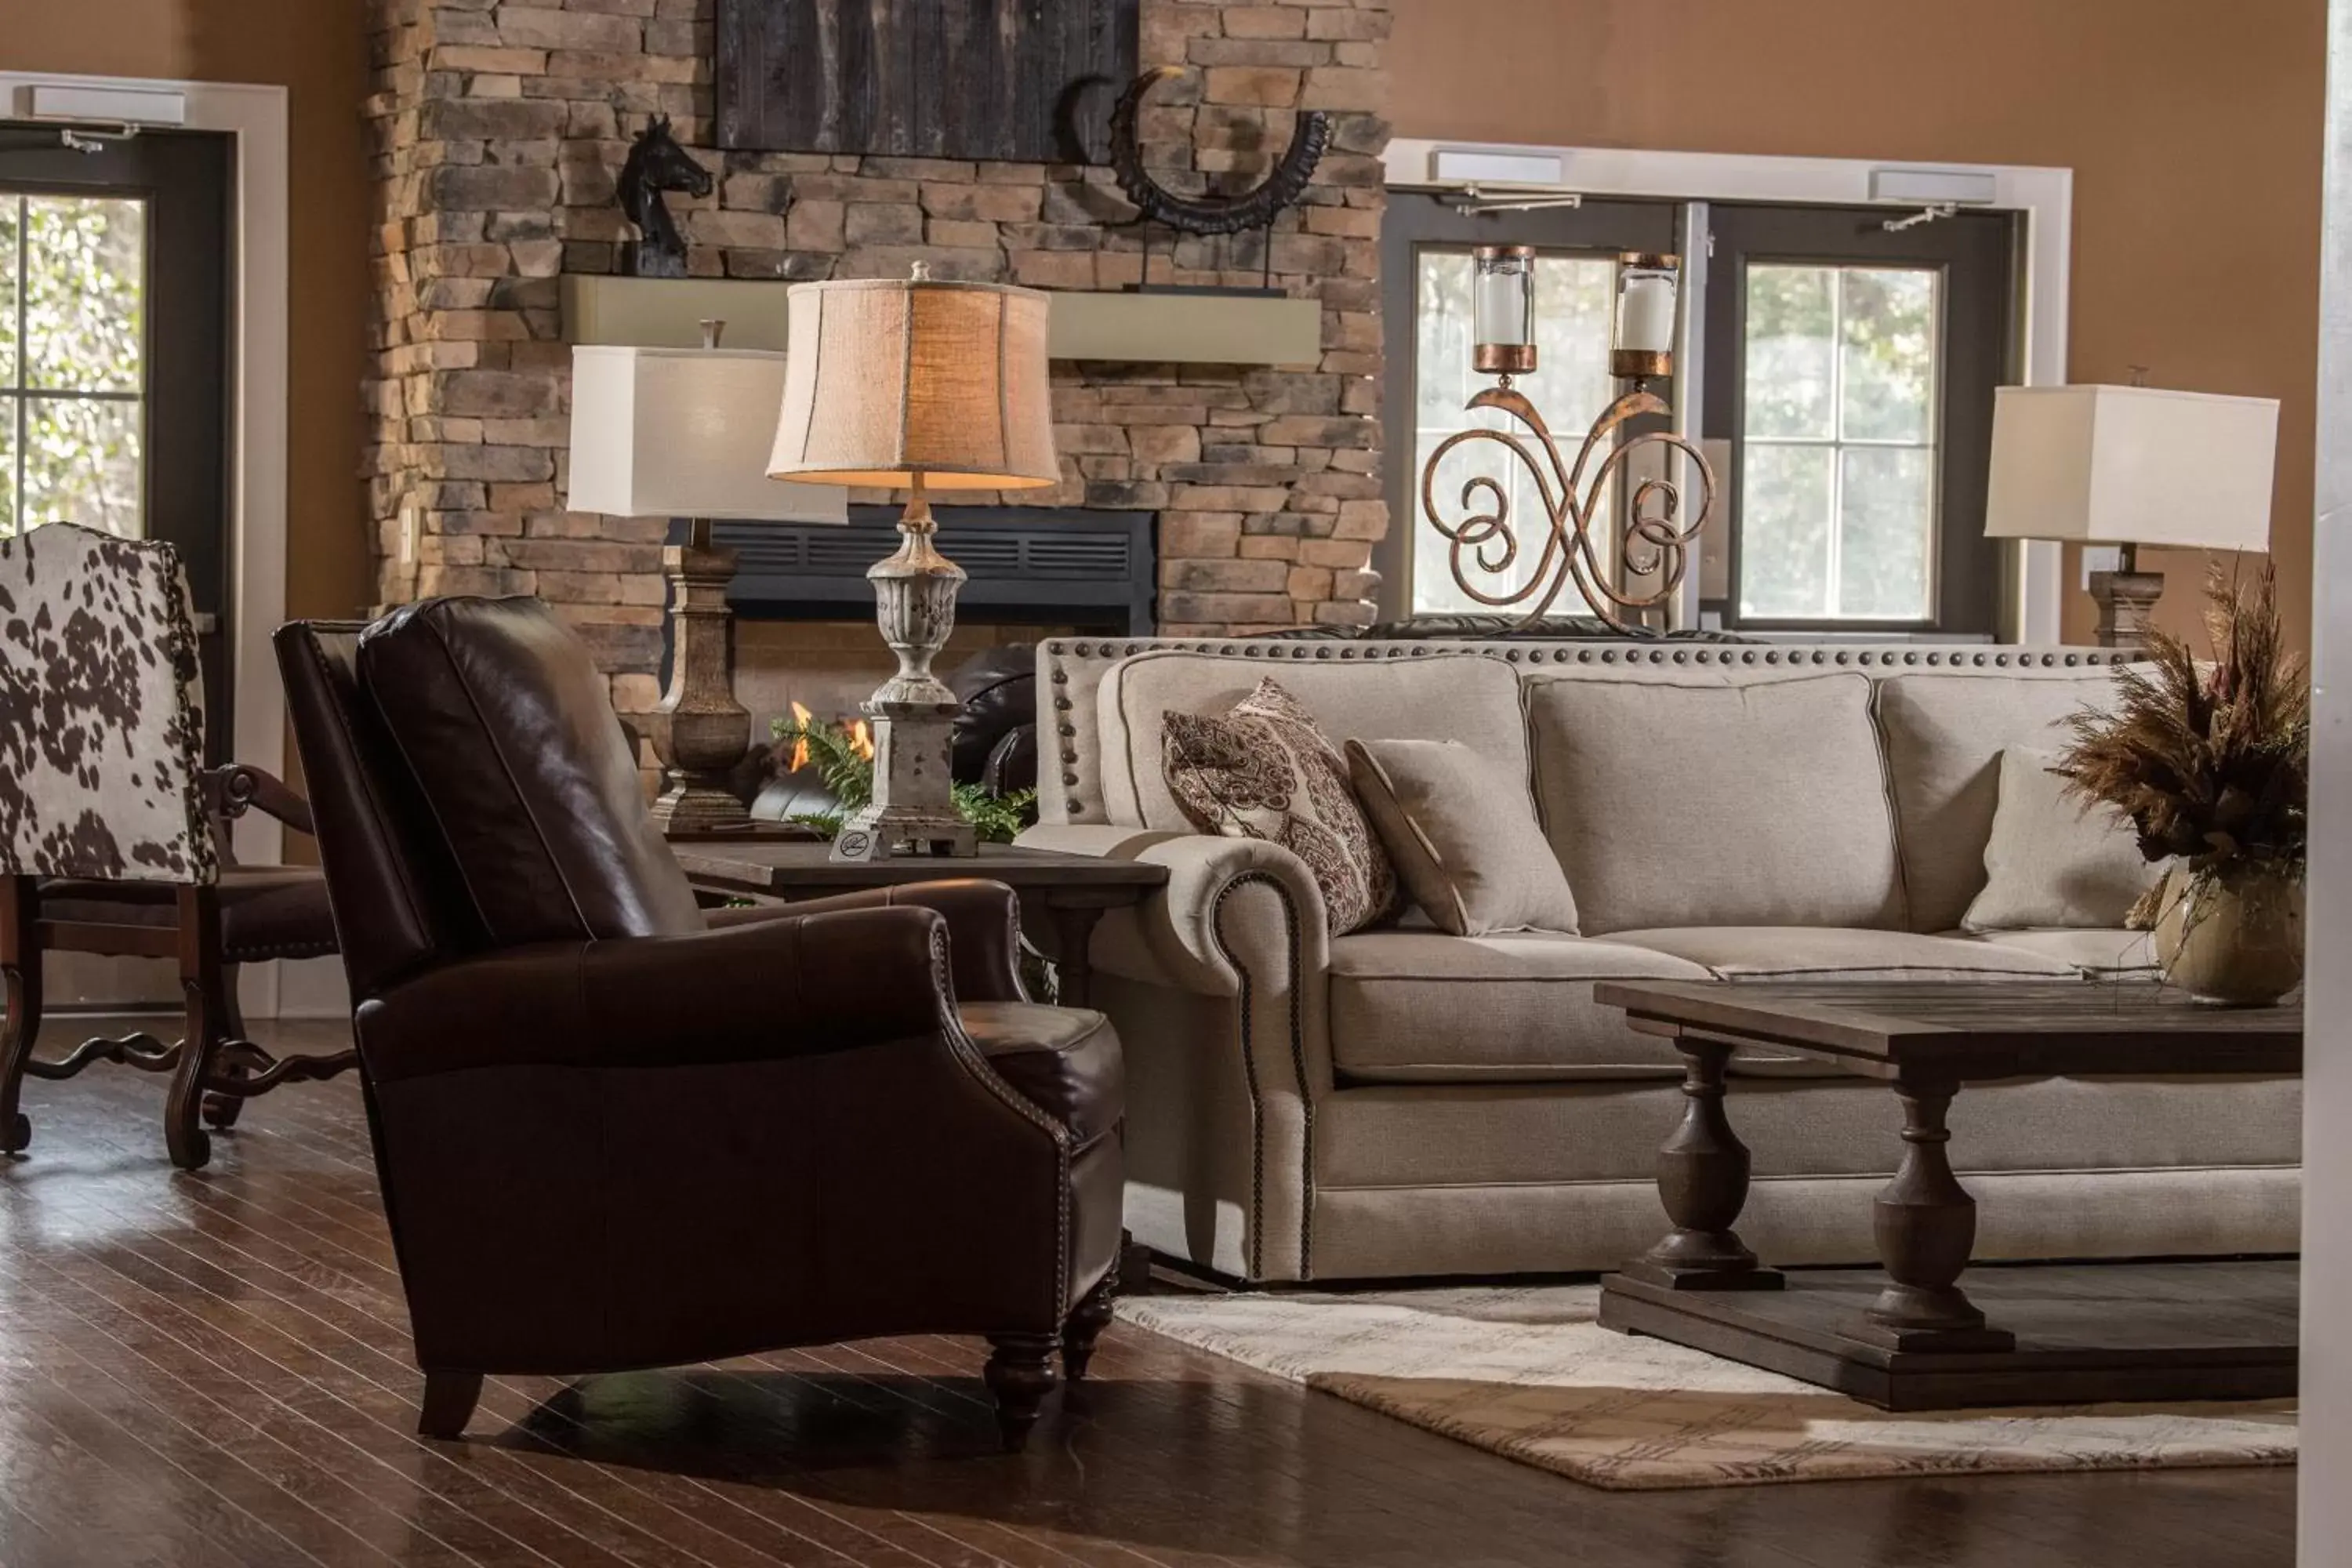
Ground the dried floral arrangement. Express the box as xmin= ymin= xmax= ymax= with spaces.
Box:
xmin=2053 ymin=564 xmax=2308 ymax=924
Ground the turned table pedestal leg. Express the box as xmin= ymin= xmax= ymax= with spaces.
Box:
xmin=1855 ymin=1075 xmax=2014 ymax=1352
xmin=1618 ymin=1038 xmax=1783 ymax=1291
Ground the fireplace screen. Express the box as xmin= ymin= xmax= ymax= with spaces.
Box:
xmin=716 ymin=506 xmax=1155 ymax=635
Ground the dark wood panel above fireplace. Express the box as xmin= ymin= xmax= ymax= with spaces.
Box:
xmin=717 ymin=506 xmax=1156 ymax=635
xmin=717 ymin=0 xmax=1139 ymax=163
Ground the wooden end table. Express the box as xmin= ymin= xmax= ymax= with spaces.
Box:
xmin=1591 ymin=980 xmax=2301 ymax=1410
xmin=674 ymin=840 xmax=1168 ymax=1008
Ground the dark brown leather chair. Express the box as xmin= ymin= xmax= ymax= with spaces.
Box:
xmin=274 ymin=597 xmax=1123 ymax=1450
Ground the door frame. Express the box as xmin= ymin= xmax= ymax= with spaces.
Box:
xmin=1384 ymin=139 xmax=2074 ymax=644
xmin=0 ymin=72 xmax=288 ymax=860
xmin=2 ymin=72 xmax=296 ymax=1014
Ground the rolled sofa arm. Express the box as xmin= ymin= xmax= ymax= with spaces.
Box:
xmin=358 ymin=905 xmax=955 ymax=1083
xmin=1014 ymin=825 xmax=1331 ymax=997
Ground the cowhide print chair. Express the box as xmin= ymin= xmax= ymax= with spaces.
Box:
xmin=0 ymin=521 xmax=353 ymax=1170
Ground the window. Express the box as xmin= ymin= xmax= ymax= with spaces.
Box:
xmin=0 ymin=193 xmax=147 ymax=539
xmin=1740 ymin=264 xmax=1940 ymax=621
xmin=1704 ymin=202 xmax=2015 ymax=635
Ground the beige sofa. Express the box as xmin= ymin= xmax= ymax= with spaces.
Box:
xmin=1017 ymin=637 xmax=2302 ymax=1285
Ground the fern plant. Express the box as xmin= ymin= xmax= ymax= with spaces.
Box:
xmin=769 ymin=713 xmax=1036 ymax=844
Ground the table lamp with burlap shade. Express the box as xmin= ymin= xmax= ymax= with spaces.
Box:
xmin=767 ymin=267 xmax=1058 ymax=861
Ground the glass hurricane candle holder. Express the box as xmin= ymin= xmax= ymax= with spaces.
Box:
xmin=1612 ymin=252 xmax=1680 ymax=382
xmin=1472 ymin=244 xmax=1537 ymax=377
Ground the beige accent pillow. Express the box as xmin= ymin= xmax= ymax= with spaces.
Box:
xmin=1961 ymin=748 xmax=2159 ymax=931
xmin=1163 ymin=676 xmax=1399 ymax=935
xmin=1871 ymin=667 xmax=2128 ymax=932
xmin=1345 ymin=738 xmax=1580 ymax=937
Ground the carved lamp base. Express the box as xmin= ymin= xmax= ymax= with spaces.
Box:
xmin=648 ymin=519 xmax=754 ymax=837
xmin=2089 ymin=563 xmax=2165 ymax=651
xmin=831 ymin=488 xmax=981 ymax=863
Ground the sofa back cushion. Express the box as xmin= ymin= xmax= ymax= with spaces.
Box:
xmin=1524 ymin=669 xmax=1904 ymax=934
xmin=1097 ymin=650 xmax=1527 ymax=830
xmin=1873 ymin=667 xmax=2127 ymax=932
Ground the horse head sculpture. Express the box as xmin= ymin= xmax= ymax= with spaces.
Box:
xmin=616 ymin=116 xmax=713 ymax=278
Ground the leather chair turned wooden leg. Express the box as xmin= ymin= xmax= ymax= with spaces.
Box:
xmin=418 ymin=1372 xmax=485 ymax=1439
xmin=984 ymin=1335 xmax=1062 ymax=1451
xmin=1061 ymin=1277 xmax=1117 ymax=1382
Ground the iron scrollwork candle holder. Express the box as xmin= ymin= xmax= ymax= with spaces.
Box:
xmin=1422 ymin=249 xmax=1716 ymax=633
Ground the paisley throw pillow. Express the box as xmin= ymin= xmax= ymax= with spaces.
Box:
xmin=1161 ymin=676 xmax=1399 ymax=935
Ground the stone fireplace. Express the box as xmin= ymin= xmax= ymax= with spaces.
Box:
xmin=362 ymin=0 xmax=1392 ymax=775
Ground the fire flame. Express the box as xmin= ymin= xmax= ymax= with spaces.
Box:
xmin=782 ymin=702 xmax=875 ymax=771
xmin=787 ymin=701 xmax=813 ymax=772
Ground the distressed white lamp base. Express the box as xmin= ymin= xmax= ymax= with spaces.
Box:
xmin=830 ymin=492 xmax=982 ymax=862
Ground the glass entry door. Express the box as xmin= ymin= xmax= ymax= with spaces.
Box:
xmin=0 ymin=126 xmax=234 ymax=751
xmin=1702 ymin=203 xmax=2016 ymax=635
xmin=1381 ymin=194 xmax=1680 ymax=620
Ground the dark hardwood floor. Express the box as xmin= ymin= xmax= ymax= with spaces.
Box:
xmin=0 ymin=1016 xmax=2296 ymax=1568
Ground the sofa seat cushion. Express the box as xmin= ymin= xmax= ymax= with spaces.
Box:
xmin=1955 ymin=927 xmax=2161 ymax=978
xmin=1524 ymin=668 xmax=1906 ymax=934
xmin=1607 ymin=926 xmax=2083 ymax=982
xmin=960 ymin=1001 xmax=1123 ymax=1152
xmin=1327 ymin=931 xmax=1711 ymax=1083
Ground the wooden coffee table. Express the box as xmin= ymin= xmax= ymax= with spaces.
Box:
xmin=1591 ymin=980 xmax=2301 ymax=1410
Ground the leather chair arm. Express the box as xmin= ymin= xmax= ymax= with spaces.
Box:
xmin=702 ymin=877 xmax=1025 ymax=1001
xmin=358 ymin=905 xmax=956 ymax=1083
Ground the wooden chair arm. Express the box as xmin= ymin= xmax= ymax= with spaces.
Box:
xmin=203 ymin=764 xmax=316 ymax=838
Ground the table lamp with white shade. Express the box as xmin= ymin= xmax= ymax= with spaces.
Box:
xmin=568 ymin=328 xmax=846 ymax=834
xmin=767 ymin=266 xmax=1058 ymax=862
xmin=1984 ymin=384 xmax=2279 ymax=648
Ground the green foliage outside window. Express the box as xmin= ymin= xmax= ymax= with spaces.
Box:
xmin=1 ymin=194 xmax=147 ymax=540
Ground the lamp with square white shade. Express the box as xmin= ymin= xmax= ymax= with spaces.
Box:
xmin=567 ymin=332 xmax=846 ymax=836
xmin=767 ymin=267 xmax=1058 ymax=862
xmin=1984 ymin=383 xmax=2278 ymax=648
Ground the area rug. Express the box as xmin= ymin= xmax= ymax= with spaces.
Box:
xmin=1116 ymin=1285 xmax=2296 ymax=1491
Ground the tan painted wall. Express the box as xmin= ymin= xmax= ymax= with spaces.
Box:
xmin=1389 ymin=0 xmax=2327 ymax=650
xmin=2 ymin=0 xmax=375 ymax=627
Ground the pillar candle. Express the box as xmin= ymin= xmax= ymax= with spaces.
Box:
xmin=1617 ymin=274 xmax=1677 ymax=354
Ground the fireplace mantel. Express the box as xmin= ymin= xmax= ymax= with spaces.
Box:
xmin=563 ymin=274 xmax=1323 ymax=367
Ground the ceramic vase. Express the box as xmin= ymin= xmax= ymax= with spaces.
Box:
xmin=2154 ymin=863 xmax=2306 ymax=1007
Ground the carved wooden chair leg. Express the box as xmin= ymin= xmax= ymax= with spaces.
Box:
xmin=1061 ymin=1277 xmax=1116 ymax=1382
xmin=163 ymin=887 xmax=223 ymax=1171
xmin=418 ymin=1371 xmax=483 ymax=1439
xmin=0 ymin=876 xmax=41 ymax=1156
xmin=201 ymin=963 xmax=250 ymax=1131
xmin=983 ymin=1334 xmax=1060 ymax=1453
